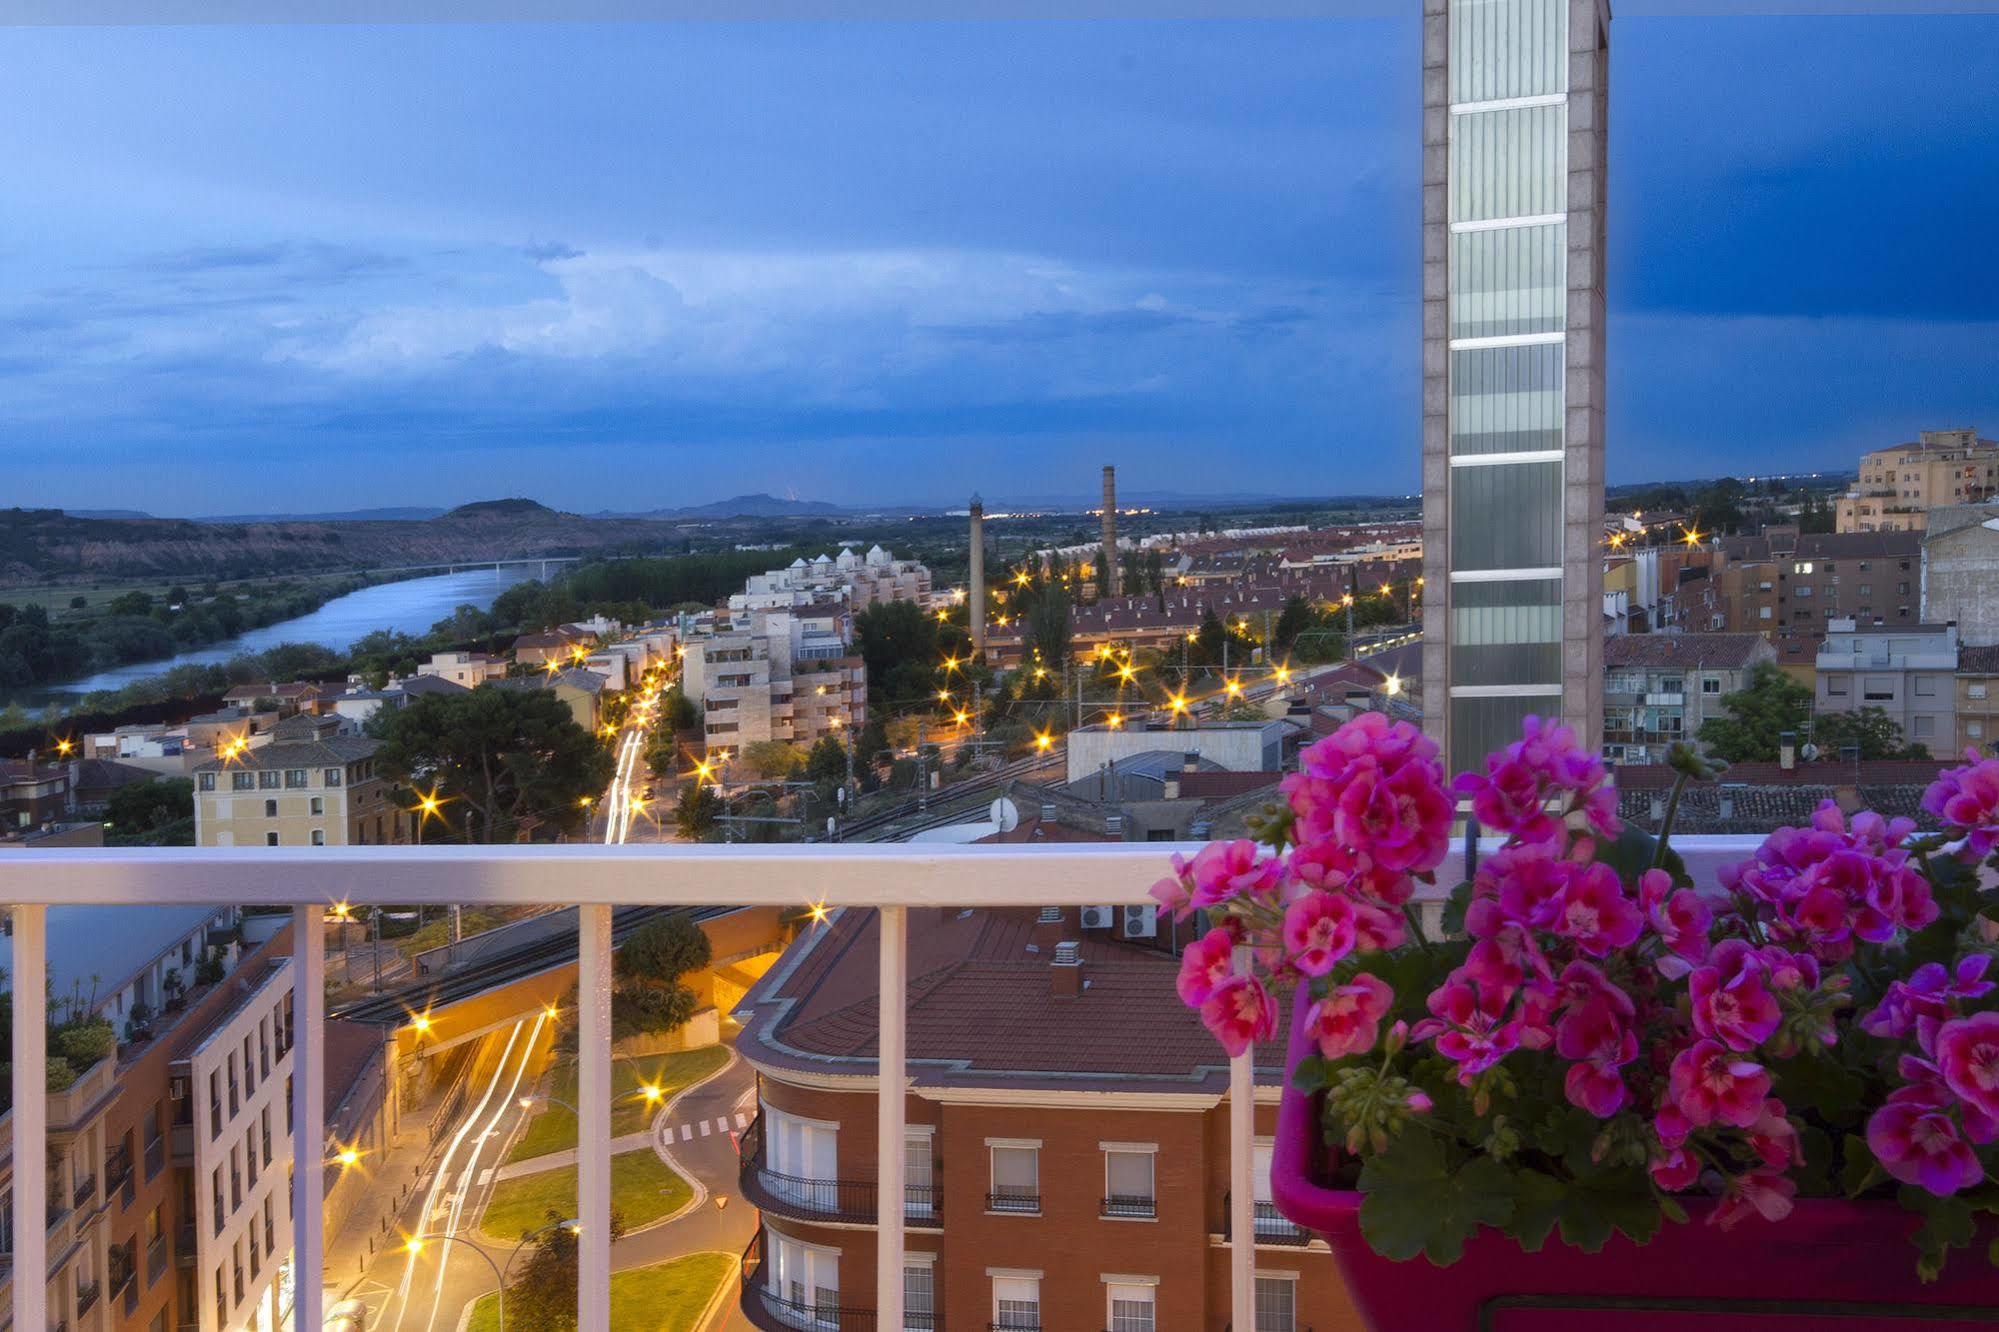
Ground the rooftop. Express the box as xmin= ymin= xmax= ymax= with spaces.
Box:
xmin=0 ymin=905 xmax=224 ymax=1015
xmin=192 ymin=736 xmax=379 ymax=772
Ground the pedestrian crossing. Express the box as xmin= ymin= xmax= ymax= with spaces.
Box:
xmin=671 ymin=1111 xmax=750 ymax=1142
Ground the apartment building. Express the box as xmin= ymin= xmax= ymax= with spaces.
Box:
xmin=0 ymin=905 xmax=284 ymax=1332
xmin=737 ymin=906 xmax=1347 ymax=1332
xmin=1697 ymin=528 xmax=1924 ymax=650
xmin=1815 ymin=618 xmax=1959 ymax=753
xmin=192 ymin=731 xmax=402 ymax=848
xmin=1921 ymin=504 xmax=1999 ymax=647
xmin=1953 ymin=645 xmax=1999 ymax=756
xmin=416 ymin=650 xmax=507 ymax=688
xmin=1835 ymin=427 xmax=1999 ymax=533
xmin=177 ymin=959 xmax=296 ymax=1332
xmin=729 ymin=545 xmax=934 ymax=614
xmin=681 ymin=607 xmax=866 ymax=752
xmin=1601 ymin=633 xmax=1776 ymax=764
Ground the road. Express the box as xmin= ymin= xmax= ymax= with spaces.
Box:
xmin=343 ymin=1027 xmax=758 ymax=1332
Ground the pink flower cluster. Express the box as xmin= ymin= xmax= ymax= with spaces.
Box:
xmin=1921 ymin=750 xmax=1999 ymax=860
xmin=1452 ymin=716 xmax=1620 ymax=847
xmin=1716 ymin=802 xmax=1937 ymax=962
xmin=1862 ymin=963 xmax=1999 ymax=1197
xmin=1158 ymin=714 xmax=1455 ymax=1060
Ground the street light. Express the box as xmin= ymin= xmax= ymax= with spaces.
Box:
xmin=402 ymin=1218 xmax=581 ymax=1332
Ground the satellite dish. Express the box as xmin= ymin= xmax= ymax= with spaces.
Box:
xmin=989 ymin=797 xmax=1019 ymax=833
xmin=1801 ymin=743 xmax=1821 ymax=762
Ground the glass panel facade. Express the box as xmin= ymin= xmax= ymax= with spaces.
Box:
xmin=1449 ymin=103 xmax=1565 ymax=224
xmin=1451 ymin=693 xmax=1559 ymax=777
xmin=1450 ymin=579 xmax=1562 ymax=687
xmin=1450 ymin=342 xmax=1563 ymax=456
xmin=1450 ymin=0 xmax=1568 ymax=103
xmin=1450 ymin=222 xmax=1566 ymax=339
xmin=1449 ymin=461 xmax=1562 ymax=571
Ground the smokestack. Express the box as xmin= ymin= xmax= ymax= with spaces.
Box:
xmin=969 ymin=493 xmax=987 ymax=660
xmin=1101 ymin=465 xmax=1118 ymax=597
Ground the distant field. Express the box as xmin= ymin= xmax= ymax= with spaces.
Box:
xmin=0 ymin=570 xmax=374 ymax=621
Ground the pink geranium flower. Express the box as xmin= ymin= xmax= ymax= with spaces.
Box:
xmin=1175 ymin=927 xmax=1236 ymax=1008
xmin=1668 ymin=1039 xmax=1771 ymax=1128
xmin=1934 ymin=1010 xmax=1999 ymax=1123
xmin=1688 ymin=939 xmax=1782 ymax=1053
xmin=1650 ymin=1145 xmax=1699 ymax=1191
xmin=1867 ymin=1099 xmax=1986 ymax=1196
xmin=1418 ymin=972 xmax=1522 ymax=1082
xmin=1712 ymin=1168 xmax=1797 ymax=1229
xmin=1305 ymin=974 xmax=1395 ymax=1060
xmin=1199 ymin=974 xmax=1277 ymax=1058
xmin=1186 ymin=840 xmax=1281 ymax=910
xmin=1861 ymin=955 xmax=1993 ymax=1039
xmin=1281 ymin=890 xmax=1358 ymax=977
xmin=1553 ymin=862 xmax=1643 ymax=956
xmin=1921 ymin=751 xmax=1999 ymax=859
xmin=1638 ymin=868 xmax=1712 ymax=971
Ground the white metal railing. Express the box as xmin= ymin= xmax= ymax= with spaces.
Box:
xmin=0 ymin=837 xmax=1767 ymax=1332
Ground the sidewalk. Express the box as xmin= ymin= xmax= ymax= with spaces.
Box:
xmin=487 ymin=1128 xmax=655 ymax=1182
xmin=321 ymin=1098 xmax=445 ymax=1299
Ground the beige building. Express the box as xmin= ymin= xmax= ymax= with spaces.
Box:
xmin=1836 ymin=428 xmax=1999 ymax=533
xmin=682 ymin=607 xmax=866 ymax=753
xmin=416 ymin=650 xmax=507 ymax=688
xmin=193 ymin=733 xmax=404 ymax=847
xmin=1955 ymin=645 xmax=1999 ymax=756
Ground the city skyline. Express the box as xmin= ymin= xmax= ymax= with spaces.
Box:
xmin=3 ymin=13 xmax=1996 ymax=513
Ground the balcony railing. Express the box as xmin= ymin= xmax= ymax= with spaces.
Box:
xmin=984 ymin=1189 xmax=1039 ymax=1214
xmin=739 ymin=1112 xmax=941 ymax=1225
xmin=1220 ymin=1189 xmax=1310 ymax=1247
xmin=1100 ymin=1194 xmax=1156 ymax=1219
xmin=741 ymin=1231 xmax=894 ymax=1332
xmin=0 ymin=836 xmax=1772 ymax=1332
xmin=74 ymin=1281 xmax=98 ymax=1316
xmin=70 ymin=1176 xmax=96 ymax=1211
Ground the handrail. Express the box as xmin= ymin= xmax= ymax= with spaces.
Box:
xmin=739 ymin=1111 xmax=942 ymax=1224
xmin=741 ymin=1230 xmax=889 ymax=1331
xmin=1221 ymin=1189 xmax=1310 ymax=1246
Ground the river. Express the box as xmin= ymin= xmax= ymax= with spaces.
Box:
xmin=45 ymin=566 xmax=538 ymax=697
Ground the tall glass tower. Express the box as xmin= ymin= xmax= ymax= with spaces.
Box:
xmin=1421 ymin=0 xmax=1609 ymax=776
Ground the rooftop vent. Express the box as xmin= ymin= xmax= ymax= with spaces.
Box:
xmin=1037 ymin=906 xmax=1062 ymax=924
xmin=1051 ymin=938 xmax=1085 ymax=997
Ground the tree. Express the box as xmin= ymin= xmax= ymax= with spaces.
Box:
xmin=1812 ymin=707 xmax=1929 ymax=761
xmin=369 ymin=687 xmax=615 ymax=842
xmin=804 ymin=734 xmax=848 ymax=787
xmin=1695 ymin=662 xmax=1811 ymax=763
xmin=104 ymin=777 xmax=195 ymax=841
xmin=504 ymin=1209 xmax=629 ymax=1330
xmin=675 ymin=783 xmax=720 ymax=840
xmin=739 ymin=740 xmax=805 ymax=780
xmin=614 ymin=913 xmax=712 ymax=1038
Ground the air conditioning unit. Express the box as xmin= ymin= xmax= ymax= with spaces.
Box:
xmin=1080 ymin=906 xmax=1114 ymax=930
xmin=1123 ymin=904 xmax=1158 ymax=939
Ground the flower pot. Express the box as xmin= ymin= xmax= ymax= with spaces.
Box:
xmin=1270 ymin=988 xmax=1999 ymax=1331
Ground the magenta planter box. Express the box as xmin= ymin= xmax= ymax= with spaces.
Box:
xmin=1269 ymin=989 xmax=1999 ymax=1331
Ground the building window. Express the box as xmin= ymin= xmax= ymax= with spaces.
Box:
xmin=261 ymin=1107 xmax=272 ymax=1168
xmin=769 ymin=1233 xmax=839 ymax=1323
xmin=285 ymin=769 xmax=309 ymax=789
xmin=1864 ymin=677 xmax=1896 ymax=702
xmin=988 ymin=1141 xmax=1041 ymax=1213
xmin=1971 ymin=722 xmax=1985 ymax=740
xmin=1106 ymin=1279 xmax=1157 ymax=1332
xmin=310 ymin=796 xmax=324 ymax=816
xmin=1916 ymin=677 xmax=1938 ymax=698
xmin=1827 ymin=676 xmax=1849 ymax=697
xmin=1247 ymin=1272 xmax=1295 ymax=1328
xmin=1701 ymin=678 xmax=1721 ymax=695
xmin=215 ymin=1264 xmax=226 ymax=1326
xmin=1971 ymin=683 xmax=1989 ymax=701
xmin=243 ymin=1035 xmax=255 ymax=1095
xmin=260 ymin=1021 xmax=270 ymax=1079
xmin=209 ymin=1071 xmax=223 ymax=1137
xmin=311 ymin=829 xmax=327 ymax=847
xmin=1915 ymin=716 xmax=1936 ymax=739
xmin=1102 ymin=1144 xmax=1157 ymax=1219
xmin=199 ymin=773 xmax=216 ymax=792
xmin=904 ymin=1260 xmax=936 ymax=1331
xmin=763 ymin=1105 xmax=837 ymax=1208
xmin=228 ymin=1054 xmax=239 ymax=1115
xmin=264 ymin=1196 xmax=274 ymax=1253
xmin=324 ymin=767 xmax=343 ymax=787
xmin=264 ymin=799 xmax=278 ymax=818
xmin=265 ymin=832 xmax=280 ymax=847
xmin=259 ymin=770 xmax=280 ymax=791
xmin=1759 ymin=607 xmax=1772 ymax=621
xmin=992 ymin=1275 xmax=1040 ymax=1330
xmin=231 ymin=772 xmax=255 ymax=792
xmin=210 ymin=1169 xmax=224 ymax=1234
xmin=905 ymin=1131 xmax=936 ymax=1219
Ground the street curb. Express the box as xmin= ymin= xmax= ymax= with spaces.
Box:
xmin=685 ymin=1249 xmax=740 ymax=1332
xmin=635 ymin=1044 xmax=743 ymax=1232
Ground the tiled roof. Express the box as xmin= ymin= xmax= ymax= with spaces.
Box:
xmin=1961 ymin=644 xmax=1999 ymax=674
xmin=1603 ymin=633 xmax=1771 ymax=670
xmin=742 ymin=906 xmax=1286 ymax=1092
xmin=192 ymin=737 xmax=379 ymax=772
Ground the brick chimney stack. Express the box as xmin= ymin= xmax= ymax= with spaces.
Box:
xmin=1051 ymin=939 xmax=1084 ymax=997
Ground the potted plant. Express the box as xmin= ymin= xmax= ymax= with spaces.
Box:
xmin=162 ymin=967 xmax=185 ymax=1012
xmin=1160 ymin=713 xmax=1999 ymax=1329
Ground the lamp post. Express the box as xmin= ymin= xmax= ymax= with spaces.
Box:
xmin=402 ymin=1217 xmax=582 ymax=1332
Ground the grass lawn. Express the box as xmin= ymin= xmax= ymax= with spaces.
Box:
xmin=506 ymin=1045 xmax=729 ymax=1164
xmin=480 ymin=1150 xmax=693 ymax=1242
xmin=465 ymin=1251 xmax=734 ymax=1332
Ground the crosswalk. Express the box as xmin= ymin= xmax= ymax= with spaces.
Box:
xmin=669 ymin=1111 xmax=749 ymax=1143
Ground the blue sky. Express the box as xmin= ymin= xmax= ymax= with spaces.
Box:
xmin=2 ymin=15 xmax=1995 ymax=513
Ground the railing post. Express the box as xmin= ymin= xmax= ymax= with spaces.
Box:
xmin=578 ymin=903 xmax=612 ymax=1332
xmin=876 ymin=905 xmax=907 ymax=1331
xmin=11 ymin=905 xmax=47 ymax=1332
xmin=292 ymin=904 xmax=326 ymax=1332
xmin=1229 ymin=947 xmax=1255 ymax=1332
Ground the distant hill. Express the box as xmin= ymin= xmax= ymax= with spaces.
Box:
xmin=196 ymin=506 xmax=448 ymax=523
xmin=608 ymin=493 xmax=847 ymax=520
xmin=64 ymin=508 xmax=156 ymax=520
xmin=441 ymin=498 xmax=560 ymax=520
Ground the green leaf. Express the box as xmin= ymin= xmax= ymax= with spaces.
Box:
xmin=1506 ymin=1168 xmax=1567 ymax=1253
xmin=1840 ymin=1134 xmax=1885 ymax=1200
xmin=1557 ymin=1166 xmax=1665 ymax=1253
xmin=1357 ymin=1129 xmax=1514 ymax=1265
xmin=1900 ymin=1185 xmax=1977 ymax=1282
xmin=1291 ymin=1055 xmax=1330 ymax=1092
xmin=1594 ymin=822 xmax=1689 ymax=887
xmin=1776 ymin=1052 xmax=1864 ymax=1127
xmin=1440 ymin=878 xmax=1473 ymax=937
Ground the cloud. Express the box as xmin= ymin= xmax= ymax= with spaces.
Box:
xmin=523 ymin=239 xmax=584 ymax=263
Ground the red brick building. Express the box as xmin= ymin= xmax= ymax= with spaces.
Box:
xmin=736 ymin=906 xmax=1360 ymax=1332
